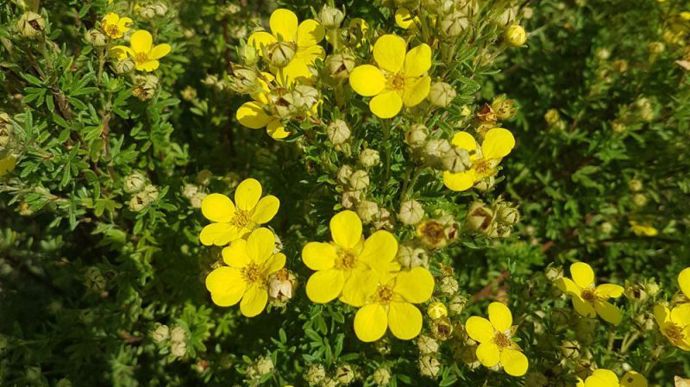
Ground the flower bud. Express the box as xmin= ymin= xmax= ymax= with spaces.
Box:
xmin=428 ymin=82 xmax=457 ymax=107
xmin=399 ymin=200 xmax=424 ymax=225
xmin=341 ymin=190 xmax=363 ymax=209
xmin=325 ymin=53 xmax=356 ymax=80
xmin=418 ymin=355 xmax=440 ymax=378
xmin=628 ymin=179 xmax=643 ymax=192
xmin=491 ymin=95 xmax=517 ymax=121
xmin=291 ymin=85 xmax=319 ymax=113
xmin=266 ymin=41 xmax=296 ymax=68
xmin=505 ymin=24 xmax=527 ymax=47
xmin=632 ymin=193 xmax=648 ymax=207
xmin=417 ymin=334 xmax=439 ymax=354
xmin=132 ymin=74 xmax=159 ymax=101
xmin=560 ymin=340 xmax=581 ymax=360
xmin=170 ymin=341 xmax=187 ymax=357
xmin=17 ymin=12 xmax=45 ymax=39
xmin=229 ymin=67 xmax=260 ymax=94
xmin=465 ymin=201 xmax=494 ymax=234
xmin=495 ymin=6 xmax=518 ymax=25
xmin=359 ymin=148 xmax=380 ymax=168
xmin=180 ymin=86 xmax=197 ymax=102
xmin=440 ymin=12 xmax=469 ymax=37
xmin=544 ymin=108 xmax=561 ymax=126
xmin=648 ymin=41 xmax=665 ymax=55
xmin=396 ymin=245 xmax=429 ymax=269
xmin=319 ymin=5 xmax=345 ymax=28
xmin=431 ymin=317 xmax=453 ymax=341
xmin=112 ymin=58 xmax=135 ymax=74
xmin=124 ymin=171 xmax=147 ymax=193
xmin=421 ymin=0 xmax=454 ymax=14
xmin=335 ymin=364 xmax=356 ymax=385
xmin=448 ymin=295 xmax=467 ymax=316
xmin=304 ymin=364 xmax=326 ymax=385
xmin=438 ymin=276 xmax=460 ymax=295
xmin=356 ymin=200 xmax=379 ymax=224
xmin=151 ymin=323 xmax=170 ymax=343
xmin=427 ymin=302 xmax=448 ymax=320
xmin=0 ymin=113 xmax=12 ymax=151
xmin=349 ymin=170 xmax=369 ymax=191
xmin=545 ymin=265 xmax=564 ymax=281
xmin=442 ymin=147 xmax=470 ymax=173
xmin=613 ymin=59 xmax=629 ymax=73
xmin=405 ymin=124 xmax=428 ymax=148
xmin=423 ymin=139 xmax=452 ymax=169
xmin=372 ymin=367 xmax=391 ymax=386
xmin=495 ymin=203 xmax=520 ymax=225
xmin=624 ymin=283 xmax=648 ymax=303
xmin=85 ymin=29 xmax=107 ymax=47
xmin=337 ymin=165 xmax=353 ymax=184
xmin=327 ymin=119 xmax=351 ymax=145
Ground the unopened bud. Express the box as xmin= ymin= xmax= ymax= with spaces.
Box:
xmin=341 ymin=190 xmax=363 ymax=209
xmin=319 ymin=5 xmax=344 ymax=28
xmin=440 ymin=12 xmax=469 ymax=37
xmin=438 ymin=276 xmax=459 ymax=295
xmin=151 ymin=324 xmax=170 ymax=343
xmin=648 ymin=41 xmax=665 ymax=55
xmin=113 ymin=58 xmax=135 ymax=74
xmin=337 ymin=164 xmax=354 ymax=184
xmin=0 ymin=113 xmax=11 ymax=151
xmin=266 ymin=41 xmax=296 ymax=67
xmin=349 ymin=170 xmax=369 ymax=190
xmin=124 ymin=171 xmax=147 ymax=193
xmin=132 ymin=74 xmax=159 ymax=101
xmin=417 ymin=334 xmax=439 ymax=354
xmin=448 ymin=295 xmax=467 ymax=316
xmin=356 ymin=200 xmax=379 ymax=224
xmin=325 ymin=53 xmax=356 ymax=80
xmin=505 ymin=24 xmax=527 ymax=47
xmin=428 ymin=82 xmax=457 ymax=107
xmin=628 ymin=179 xmax=643 ymax=192
xmin=418 ymin=355 xmax=440 ymax=378
xmin=544 ymin=109 xmax=561 ymax=126
xmin=85 ymin=29 xmax=107 ymax=47
xmin=427 ymin=302 xmax=448 ymax=320
xmin=442 ymin=147 xmax=470 ymax=173
xmin=405 ymin=124 xmax=429 ymax=148
xmin=399 ymin=200 xmax=424 ymax=225
xmin=359 ymin=148 xmax=380 ymax=168
xmin=335 ymin=364 xmax=356 ymax=385
xmin=372 ymin=367 xmax=391 ymax=386
xmin=632 ymin=193 xmax=648 ymax=207
xmin=304 ymin=364 xmax=326 ymax=385
xmin=327 ymin=119 xmax=351 ymax=145
xmin=396 ymin=245 xmax=428 ymax=269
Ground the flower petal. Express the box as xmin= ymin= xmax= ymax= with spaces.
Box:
xmin=402 ymin=75 xmax=430 ymax=107
xmin=340 ymin=268 xmax=379 ymax=307
xmin=130 ymin=30 xmax=153 ymax=53
xmin=222 ymin=239 xmax=251 ymax=268
xmin=671 ymin=303 xmax=690 ymax=325
xmin=500 ymin=348 xmax=529 ymax=377
xmin=297 ymin=19 xmax=324 ymax=47
xmin=488 ymin=302 xmax=513 ymax=332
xmin=620 ymin=371 xmax=647 ymax=387
xmin=451 ymin=131 xmax=478 ymax=151
xmin=235 ymin=178 xmax=262 ymax=211
xmin=370 ymin=90 xmax=403 ymax=118
xmin=388 ymin=302 xmax=422 ymax=340
xmin=295 ymin=44 xmax=325 ymax=64
xmin=395 ymin=8 xmax=416 ymax=30
xmin=443 ymin=170 xmax=477 ymax=191
xmin=330 ymin=210 xmax=362 ymax=249
xmin=679 ymin=267 xmax=690 ymax=299
xmin=199 ymin=223 xmax=237 ymax=246
xmin=270 ymin=8 xmax=298 ymax=42
xmin=585 ymin=369 xmax=620 ymax=387
xmin=149 ymin=44 xmax=171 ymax=60
xmin=109 ymin=45 xmax=132 ymax=60
xmin=572 ymin=295 xmax=596 ymax=318
xmin=267 ymin=119 xmax=290 ymax=139
xmin=102 ymin=12 xmax=119 ymax=26
xmin=465 ymin=316 xmax=494 ymax=343
xmin=393 ymin=267 xmax=434 ymax=304
xmin=653 ymin=304 xmax=671 ymax=326
xmin=570 ymin=262 xmax=595 ymax=288
xmin=354 ymin=303 xmax=388 ymax=342
xmin=236 ymin=101 xmax=271 ymax=129
xmin=248 ymin=31 xmax=277 ymax=53
xmin=302 ymin=242 xmax=337 ymax=271
xmin=359 ymin=230 xmax=399 ymax=274
xmin=117 ymin=17 xmax=133 ymax=29
xmin=252 ymin=195 xmax=279 ymax=224
xmin=306 ymin=269 xmax=345 ymax=303
xmin=481 ymin=128 xmax=516 ymax=160
xmin=476 ymin=342 xmax=500 ymax=367
xmin=136 ymin=60 xmax=160 ymax=72
xmin=403 ymin=43 xmax=432 ymax=77
xmin=201 ymin=193 xmax=235 ymax=222
xmin=373 ymin=34 xmax=407 ymax=73
xmin=240 ymin=284 xmax=268 ymax=317
xmin=595 ymin=283 xmax=624 ymax=299
xmin=556 ymin=277 xmax=581 ymax=297
xmin=281 ymin=58 xmax=314 ymax=86
xmin=246 ymin=227 xmax=275 ymax=264
xmin=349 ymin=65 xmax=385 ymax=97
xmin=205 ymin=267 xmax=246 ymax=307
xmin=264 ymin=253 xmax=286 ymax=274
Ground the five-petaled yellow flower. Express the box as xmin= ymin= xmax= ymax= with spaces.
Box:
xmin=205 ymin=228 xmax=285 ymax=317
xmin=443 ymin=128 xmax=516 ymax=191
xmin=235 ymin=72 xmax=292 ymax=140
xmin=556 ymin=262 xmax=624 ymax=325
xmin=111 ymin=30 xmax=171 ymax=72
xmin=101 ymin=12 xmax=132 ymax=39
xmin=353 ymin=268 xmax=434 ymax=342
xmin=349 ymin=34 xmax=431 ymax=118
xmin=199 ymin=178 xmax=280 ymax=246
xmin=577 ymin=369 xmax=648 ymax=387
xmin=654 ymin=302 xmax=690 ymax=351
xmin=302 ymin=210 xmax=400 ymax=306
xmin=465 ymin=302 xmax=529 ymax=377
xmin=248 ymin=8 xmax=325 ymax=85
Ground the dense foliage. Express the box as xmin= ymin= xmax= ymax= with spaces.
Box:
xmin=1 ymin=0 xmax=689 ymax=386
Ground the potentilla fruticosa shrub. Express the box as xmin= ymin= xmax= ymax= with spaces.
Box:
xmin=0 ymin=0 xmax=689 ymax=386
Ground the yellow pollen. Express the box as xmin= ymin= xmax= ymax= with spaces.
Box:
xmin=231 ymin=210 xmax=252 ymax=228
xmin=242 ymin=263 xmax=262 ymax=284
xmin=387 ymin=73 xmax=406 ymax=91
xmin=335 ymin=249 xmax=357 ymax=270
xmin=493 ymin=332 xmax=512 ymax=348
xmin=375 ymin=285 xmax=394 ymax=304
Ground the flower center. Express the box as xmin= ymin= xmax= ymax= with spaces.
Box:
xmin=420 ymin=221 xmax=445 ymax=244
xmin=493 ymin=331 xmax=512 ymax=348
xmin=581 ymin=289 xmax=596 ymax=302
xmin=242 ymin=263 xmax=262 ymax=284
xmin=375 ymin=285 xmax=394 ymax=304
xmin=335 ymin=249 xmax=357 ymax=270
xmin=134 ymin=52 xmax=149 ymax=65
xmin=473 ymin=159 xmax=493 ymax=176
xmin=105 ymin=25 xmax=121 ymax=37
xmin=387 ymin=73 xmax=406 ymax=91
xmin=665 ymin=323 xmax=685 ymax=343
xmin=231 ymin=209 xmax=252 ymax=229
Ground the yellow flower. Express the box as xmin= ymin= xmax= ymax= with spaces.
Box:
xmin=205 ymin=228 xmax=285 ymax=317
xmin=680 ymin=267 xmax=690 ymax=299
xmin=235 ymin=72 xmax=292 ymax=140
xmin=630 ymin=220 xmax=658 ymax=237
xmin=443 ymin=128 xmax=516 ymax=191
xmin=349 ymin=34 xmax=431 ymax=118
xmin=576 ymin=369 xmax=648 ymax=387
xmin=0 ymin=155 xmax=17 ymax=177
xmin=248 ymin=9 xmax=325 ymax=85
xmin=111 ymin=30 xmax=171 ymax=72
xmin=654 ymin=303 xmax=690 ymax=351
xmin=465 ymin=302 xmax=528 ymax=377
xmin=302 ymin=210 xmax=401 ymax=306
xmin=556 ymin=262 xmax=624 ymax=325
xmin=101 ymin=12 xmax=132 ymax=39
xmin=395 ymin=8 xmax=420 ymax=30
xmin=199 ymin=178 xmax=280 ymax=246
xmin=353 ymin=268 xmax=434 ymax=342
